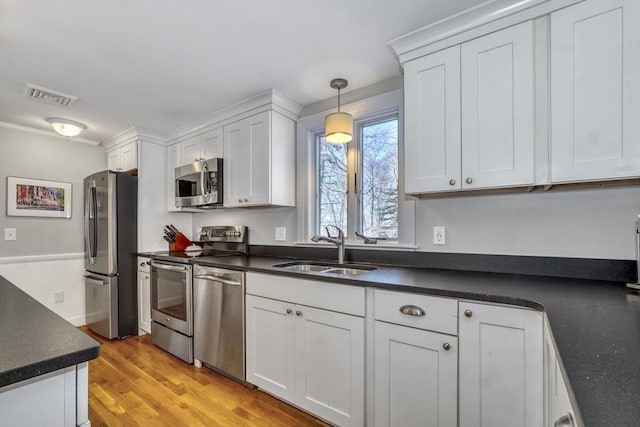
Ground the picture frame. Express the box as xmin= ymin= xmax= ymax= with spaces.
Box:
xmin=6 ymin=176 xmax=72 ymax=218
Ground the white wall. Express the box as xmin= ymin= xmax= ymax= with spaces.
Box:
xmin=0 ymin=125 xmax=107 ymax=324
xmin=415 ymin=186 xmax=640 ymax=260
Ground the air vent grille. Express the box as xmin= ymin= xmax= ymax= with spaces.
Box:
xmin=25 ymin=83 xmax=77 ymax=107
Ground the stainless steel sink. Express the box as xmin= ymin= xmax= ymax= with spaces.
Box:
xmin=273 ymin=261 xmax=377 ymax=275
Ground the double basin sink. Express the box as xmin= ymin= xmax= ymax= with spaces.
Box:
xmin=273 ymin=261 xmax=377 ymax=276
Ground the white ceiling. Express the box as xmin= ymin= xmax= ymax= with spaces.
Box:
xmin=0 ymin=0 xmax=485 ymax=143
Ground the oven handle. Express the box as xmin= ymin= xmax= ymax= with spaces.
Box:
xmin=194 ymin=274 xmax=241 ymax=286
xmin=150 ymin=261 xmax=189 ymax=272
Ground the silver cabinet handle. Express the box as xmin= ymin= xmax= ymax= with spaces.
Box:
xmin=449 ymin=179 xmax=456 ymax=185
xmin=286 ymin=308 xmax=293 ymax=314
xmin=296 ymin=310 xmax=302 ymax=316
xmin=399 ymin=305 xmax=425 ymax=316
xmin=443 ymin=343 xmax=451 ymax=351
xmin=464 ymin=309 xmax=473 ymax=318
xmin=554 ymin=413 xmax=575 ymax=427
xmin=465 ymin=177 xmax=473 ymax=184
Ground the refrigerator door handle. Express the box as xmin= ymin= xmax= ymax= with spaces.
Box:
xmin=85 ymin=182 xmax=98 ymax=264
xmin=84 ymin=275 xmax=108 ymax=286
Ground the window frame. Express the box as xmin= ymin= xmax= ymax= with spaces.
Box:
xmin=296 ymin=88 xmax=415 ymax=247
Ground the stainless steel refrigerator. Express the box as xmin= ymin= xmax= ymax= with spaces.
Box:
xmin=84 ymin=170 xmax=138 ymax=339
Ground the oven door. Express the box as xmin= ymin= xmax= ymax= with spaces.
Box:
xmin=150 ymin=261 xmax=193 ymax=336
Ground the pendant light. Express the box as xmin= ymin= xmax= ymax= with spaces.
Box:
xmin=325 ymin=78 xmax=353 ymax=144
xmin=46 ymin=117 xmax=87 ymax=137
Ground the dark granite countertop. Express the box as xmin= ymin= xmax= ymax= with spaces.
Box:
xmin=0 ymin=275 xmax=100 ymax=388
xmin=176 ymin=254 xmax=640 ymax=427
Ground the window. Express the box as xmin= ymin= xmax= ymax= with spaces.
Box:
xmin=317 ymin=114 xmax=399 ymax=240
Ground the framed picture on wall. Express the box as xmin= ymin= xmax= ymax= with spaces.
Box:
xmin=6 ymin=176 xmax=72 ymax=218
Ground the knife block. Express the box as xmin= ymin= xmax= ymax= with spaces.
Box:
xmin=169 ymin=233 xmax=192 ymax=251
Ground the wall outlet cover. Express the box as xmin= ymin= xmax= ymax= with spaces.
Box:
xmin=4 ymin=228 xmax=16 ymax=241
xmin=54 ymin=291 xmax=64 ymax=304
xmin=275 ymin=227 xmax=286 ymax=241
xmin=433 ymin=226 xmax=446 ymax=245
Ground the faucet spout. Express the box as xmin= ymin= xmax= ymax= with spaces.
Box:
xmin=311 ymin=225 xmax=345 ymax=264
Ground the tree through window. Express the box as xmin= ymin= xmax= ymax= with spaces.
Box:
xmin=317 ymin=114 xmax=398 ymax=240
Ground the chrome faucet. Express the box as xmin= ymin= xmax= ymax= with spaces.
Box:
xmin=311 ymin=225 xmax=345 ymax=264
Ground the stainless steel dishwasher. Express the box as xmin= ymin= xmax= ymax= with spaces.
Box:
xmin=193 ymin=264 xmax=245 ymax=381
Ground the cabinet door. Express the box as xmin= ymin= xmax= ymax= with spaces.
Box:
xmin=223 ymin=111 xmax=271 ymax=207
xmin=404 ymin=45 xmax=461 ymax=193
xmin=108 ymin=150 xmax=122 ymax=172
xmin=294 ymin=304 xmax=365 ymax=427
xmin=550 ymin=0 xmax=640 ymax=183
xmin=459 ymin=302 xmax=543 ymax=427
xmin=166 ymin=143 xmax=181 ymax=211
xmin=374 ymin=321 xmax=457 ymax=427
xmin=461 ymin=20 xmax=534 ymax=190
xmin=137 ymin=268 xmax=151 ymax=335
xmin=201 ymin=128 xmax=223 ymax=159
xmin=181 ymin=137 xmax=201 ymax=164
xmin=120 ymin=141 xmax=138 ymax=172
xmin=245 ymin=295 xmax=296 ymax=402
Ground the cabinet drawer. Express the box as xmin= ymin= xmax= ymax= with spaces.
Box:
xmin=374 ymin=289 xmax=458 ymax=335
xmin=137 ymin=257 xmax=150 ymax=273
xmin=246 ymin=272 xmax=365 ymax=317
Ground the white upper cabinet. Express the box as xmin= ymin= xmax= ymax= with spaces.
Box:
xmin=405 ymin=45 xmax=461 ymax=194
xmin=461 ymin=21 xmax=534 ymax=190
xmin=404 ymin=20 xmax=535 ymax=194
xmin=550 ymin=0 xmax=640 ymax=183
xmin=223 ymin=110 xmax=295 ymax=208
xmin=180 ymin=127 xmax=223 ymax=165
xmin=107 ymin=140 xmax=138 ymax=172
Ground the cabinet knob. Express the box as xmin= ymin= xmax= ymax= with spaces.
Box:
xmin=244 ymin=198 xmax=249 ymax=202
xmin=238 ymin=198 xmax=243 ymax=203
xmin=443 ymin=343 xmax=451 ymax=351
xmin=465 ymin=177 xmax=473 ymax=184
xmin=449 ymin=179 xmax=456 ymax=186
xmin=286 ymin=308 xmax=293 ymax=314
xmin=464 ymin=309 xmax=473 ymax=318
xmin=144 ymin=275 xmax=149 ymax=279
xmin=296 ymin=310 xmax=302 ymax=317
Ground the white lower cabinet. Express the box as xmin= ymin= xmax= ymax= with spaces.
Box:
xmin=374 ymin=321 xmax=457 ymax=427
xmin=245 ymin=273 xmax=365 ymax=427
xmin=373 ymin=289 xmax=458 ymax=427
xmin=137 ymin=257 xmax=151 ymax=335
xmin=459 ymin=301 xmax=544 ymax=427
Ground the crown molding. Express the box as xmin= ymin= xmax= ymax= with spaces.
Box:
xmin=0 ymin=121 xmax=100 ymax=146
xmin=166 ymin=89 xmax=303 ymax=144
xmin=387 ymin=0 xmax=581 ymax=64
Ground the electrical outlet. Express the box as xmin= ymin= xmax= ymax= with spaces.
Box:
xmin=433 ymin=226 xmax=446 ymax=245
xmin=275 ymin=227 xmax=286 ymax=241
xmin=4 ymin=228 xmax=16 ymax=241
xmin=53 ymin=291 xmax=64 ymax=304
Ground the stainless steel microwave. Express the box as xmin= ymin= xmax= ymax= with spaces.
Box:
xmin=175 ymin=158 xmax=223 ymax=209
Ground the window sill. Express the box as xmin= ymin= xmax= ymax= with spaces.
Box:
xmin=293 ymin=241 xmax=419 ymax=251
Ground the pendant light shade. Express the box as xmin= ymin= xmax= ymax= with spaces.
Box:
xmin=46 ymin=117 xmax=86 ymax=137
xmin=325 ymin=78 xmax=352 ymax=144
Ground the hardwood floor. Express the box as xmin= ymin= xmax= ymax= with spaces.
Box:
xmin=81 ymin=327 xmax=329 ymax=427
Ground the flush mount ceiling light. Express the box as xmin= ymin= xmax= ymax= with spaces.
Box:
xmin=46 ymin=118 xmax=87 ymax=137
xmin=325 ymin=78 xmax=353 ymax=144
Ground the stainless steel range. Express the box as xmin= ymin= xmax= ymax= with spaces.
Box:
xmin=150 ymin=226 xmax=248 ymax=364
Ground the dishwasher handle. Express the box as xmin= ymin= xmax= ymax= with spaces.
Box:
xmin=194 ymin=274 xmax=242 ymax=286
xmin=150 ymin=261 xmax=189 ymax=272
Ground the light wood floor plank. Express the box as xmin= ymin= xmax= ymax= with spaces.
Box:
xmin=82 ymin=327 xmax=330 ymax=426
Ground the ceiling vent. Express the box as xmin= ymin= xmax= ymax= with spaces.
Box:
xmin=24 ymin=83 xmax=77 ymax=107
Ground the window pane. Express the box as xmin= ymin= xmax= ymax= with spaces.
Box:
xmin=317 ymin=134 xmax=348 ymax=234
xmin=360 ymin=117 xmax=398 ymax=239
